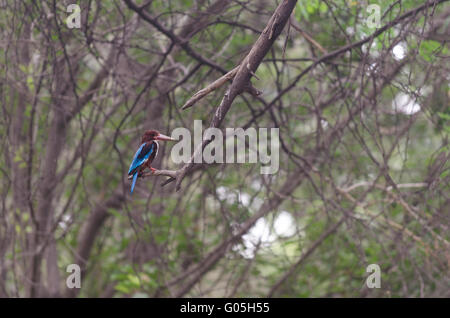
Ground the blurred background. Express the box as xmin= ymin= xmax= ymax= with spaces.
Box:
xmin=0 ymin=0 xmax=449 ymax=297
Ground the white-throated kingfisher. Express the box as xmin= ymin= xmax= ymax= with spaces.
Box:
xmin=128 ymin=130 xmax=176 ymax=194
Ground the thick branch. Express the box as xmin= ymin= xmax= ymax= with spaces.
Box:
xmin=171 ymin=0 xmax=298 ymax=191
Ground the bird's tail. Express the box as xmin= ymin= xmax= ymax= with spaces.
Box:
xmin=130 ymin=172 xmax=138 ymax=194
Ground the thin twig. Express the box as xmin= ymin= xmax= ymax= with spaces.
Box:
xmin=127 ymin=169 xmax=178 ymax=179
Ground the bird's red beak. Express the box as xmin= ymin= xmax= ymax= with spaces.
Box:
xmin=156 ymin=133 xmax=177 ymax=141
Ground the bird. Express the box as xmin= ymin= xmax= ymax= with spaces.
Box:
xmin=128 ymin=130 xmax=176 ymax=194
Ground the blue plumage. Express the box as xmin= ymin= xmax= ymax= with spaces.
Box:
xmin=128 ymin=129 xmax=175 ymax=195
xmin=128 ymin=142 xmax=155 ymax=194
xmin=129 ymin=143 xmax=151 ymax=174
xmin=130 ymin=172 xmax=139 ymax=194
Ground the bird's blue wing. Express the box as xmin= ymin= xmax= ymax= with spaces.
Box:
xmin=128 ymin=142 xmax=154 ymax=175
xmin=130 ymin=171 xmax=139 ymax=194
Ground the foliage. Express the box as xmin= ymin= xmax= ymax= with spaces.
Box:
xmin=0 ymin=0 xmax=448 ymax=298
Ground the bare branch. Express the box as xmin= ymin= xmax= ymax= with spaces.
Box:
xmin=181 ymin=66 xmax=239 ymax=110
xmin=168 ymin=0 xmax=298 ymax=191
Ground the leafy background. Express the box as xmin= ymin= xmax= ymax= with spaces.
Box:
xmin=0 ymin=0 xmax=448 ymax=297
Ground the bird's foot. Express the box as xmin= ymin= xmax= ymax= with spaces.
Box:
xmin=150 ymin=167 xmax=156 ymax=173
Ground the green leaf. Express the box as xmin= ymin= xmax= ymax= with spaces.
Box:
xmin=419 ymin=40 xmax=442 ymax=62
xmin=114 ymin=283 xmax=130 ymax=294
xmin=127 ymin=274 xmax=141 ymax=287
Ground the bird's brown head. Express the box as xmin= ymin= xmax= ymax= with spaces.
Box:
xmin=141 ymin=130 xmax=177 ymax=143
